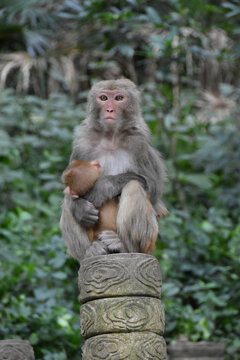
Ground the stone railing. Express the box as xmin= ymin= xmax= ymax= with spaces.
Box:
xmin=0 ymin=339 xmax=35 ymax=360
xmin=168 ymin=336 xmax=225 ymax=360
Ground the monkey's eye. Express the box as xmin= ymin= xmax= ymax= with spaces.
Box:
xmin=115 ymin=95 xmax=124 ymax=101
xmin=99 ymin=95 xmax=108 ymax=101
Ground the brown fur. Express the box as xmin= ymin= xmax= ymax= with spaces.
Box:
xmin=63 ymin=160 xmax=119 ymax=242
xmin=63 ymin=160 xmax=99 ymax=196
xmin=86 ymin=198 xmax=119 ymax=241
xmin=116 ymin=181 xmax=158 ymax=254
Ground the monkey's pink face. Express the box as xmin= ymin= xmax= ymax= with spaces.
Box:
xmin=96 ymin=90 xmax=127 ymax=124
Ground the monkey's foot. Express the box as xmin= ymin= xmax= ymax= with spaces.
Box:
xmin=98 ymin=231 xmax=126 ymax=254
xmin=84 ymin=240 xmax=108 ymax=258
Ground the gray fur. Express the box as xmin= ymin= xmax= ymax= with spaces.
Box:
xmin=60 ymin=196 xmax=90 ymax=259
xmin=83 ymin=172 xmax=147 ymax=208
xmin=117 ymin=181 xmax=158 ymax=252
xmin=70 ymin=198 xmax=99 ymax=227
xmin=97 ymin=231 xmax=126 ymax=253
xmin=60 ymin=79 xmax=167 ymax=259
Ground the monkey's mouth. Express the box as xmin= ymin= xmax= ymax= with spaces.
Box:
xmin=104 ymin=117 xmax=117 ymax=124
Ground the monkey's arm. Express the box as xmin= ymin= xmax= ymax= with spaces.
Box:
xmin=67 ymin=172 xmax=146 ymax=227
xmin=136 ymin=145 xmax=168 ymax=217
xmin=83 ymin=172 xmax=147 ymax=208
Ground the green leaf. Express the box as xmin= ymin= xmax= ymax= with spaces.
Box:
xmin=179 ymin=173 xmax=212 ymax=190
xmin=146 ymin=7 xmax=161 ymax=24
xmin=52 ymin=272 xmax=67 ymax=280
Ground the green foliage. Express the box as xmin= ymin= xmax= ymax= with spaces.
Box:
xmin=0 ymin=90 xmax=84 ymax=359
xmin=149 ymin=85 xmax=240 ymax=359
xmin=1 ymin=0 xmax=240 ymax=95
xmin=0 ymin=0 xmax=240 ymax=359
xmin=1 ymin=85 xmax=239 ymax=359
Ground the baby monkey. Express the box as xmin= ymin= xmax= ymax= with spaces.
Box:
xmin=63 ymin=160 xmax=118 ymax=242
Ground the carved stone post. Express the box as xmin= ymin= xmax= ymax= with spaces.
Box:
xmin=0 ymin=340 xmax=35 ymax=360
xmin=78 ymin=253 xmax=167 ymax=360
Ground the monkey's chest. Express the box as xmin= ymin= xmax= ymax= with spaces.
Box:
xmin=97 ymin=150 xmax=134 ymax=176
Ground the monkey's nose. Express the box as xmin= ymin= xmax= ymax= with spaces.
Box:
xmin=107 ymin=108 xmax=113 ymax=112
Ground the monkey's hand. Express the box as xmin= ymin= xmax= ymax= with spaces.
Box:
xmin=69 ymin=197 xmax=99 ymax=227
xmin=83 ymin=172 xmax=147 ymax=208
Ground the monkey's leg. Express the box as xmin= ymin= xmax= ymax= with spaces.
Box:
xmin=116 ymin=180 xmax=159 ymax=254
xmin=60 ymin=197 xmax=106 ymax=260
xmin=97 ymin=230 xmax=126 ymax=254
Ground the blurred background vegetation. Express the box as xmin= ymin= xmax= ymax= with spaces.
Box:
xmin=0 ymin=0 xmax=239 ymax=359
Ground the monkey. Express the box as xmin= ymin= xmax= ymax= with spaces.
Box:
xmin=62 ymin=159 xmax=158 ymax=253
xmin=60 ymin=78 xmax=168 ymax=259
xmin=63 ymin=160 xmax=102 ymax=199
xmin=62 ymin=159 xmax=119 ymax=243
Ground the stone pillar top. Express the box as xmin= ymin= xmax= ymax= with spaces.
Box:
xmin=79 ymin=253 xmax=162 ymax=302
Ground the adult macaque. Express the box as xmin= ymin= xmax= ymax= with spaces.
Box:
xmin=60 ymin=79 xmax=167 ymax=259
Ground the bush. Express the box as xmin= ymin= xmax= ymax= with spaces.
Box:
xmin=0 ymin=90 xmax=85 ymax=359
xmin=0 ymin=85 xmax=239 ymax=359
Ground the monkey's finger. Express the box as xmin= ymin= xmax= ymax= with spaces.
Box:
xmin=81 ymin=216 xmax=99 ymax=228
xmin=88 ymin=207 xmax=99 ymax=216
xmin=86 ymin=200 xmax=97 ymax=209
xmin=81 ymin=207 xmax=99 ymax=225
xmin=98 ymin=231 xmax=125 ymax=254
xmin=84 ymin=240 xmax=108 ymax=258
xmin=84 ymin=208 xmax=99 ymax=220
xmin=82 ymin=209 xmax=99 ymax=219
xmin=85 ymin=214 xmax=99 ymax=223
xmin=87 ymin=213 xmax=99 ymax=220
xmin=106 ymin=238 xmax=126 ymax=253
xmin=108 ymin=242 xmax=125 ymax=253
xmin=98 ymin=230 xmax=120 ymax=242
xmin=84 ymin=202 xmax=99 ymax=215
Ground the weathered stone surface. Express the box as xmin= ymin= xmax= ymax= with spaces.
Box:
xmin=0 ymin=340 xmax=35 ymax=360
xmin=82 ymin=332 xmax=167 ymax=360
xmin=79 ymin=253 xmax=162 ymax=302
xmin=79 ymin=254 xmax=166 ymax=360
xmin=80 ymin=296 xmax=165 ymax=338
xmin=168 ymin=336 xmax=226 ymax=359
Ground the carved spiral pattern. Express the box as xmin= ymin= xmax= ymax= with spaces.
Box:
xmin=82 ymin=333 xmax=166 ymax=360
xmin=82 ymin=335 xmax=130 ymax=360
xmin=0 ymin=340 xmax=34 ymax=360
xmin=80 ymin=297 xmax=164 ymax=338
xmin=102 ymin=299 xmax=148 ymax=330
xmin=134 ymin=257 xmax=162 ymax=295
xmin=79 ymin=254 xmax=162 ymax=302
xmin=79 ymin=258 xmax=128 ymax=298
xmin=79 ymin=254 xmax=166 ymax=360
xmin=80 ymin=304 xmax=96 ymax=337
xmin=135 ymin=334 xmax=167 ymax=359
